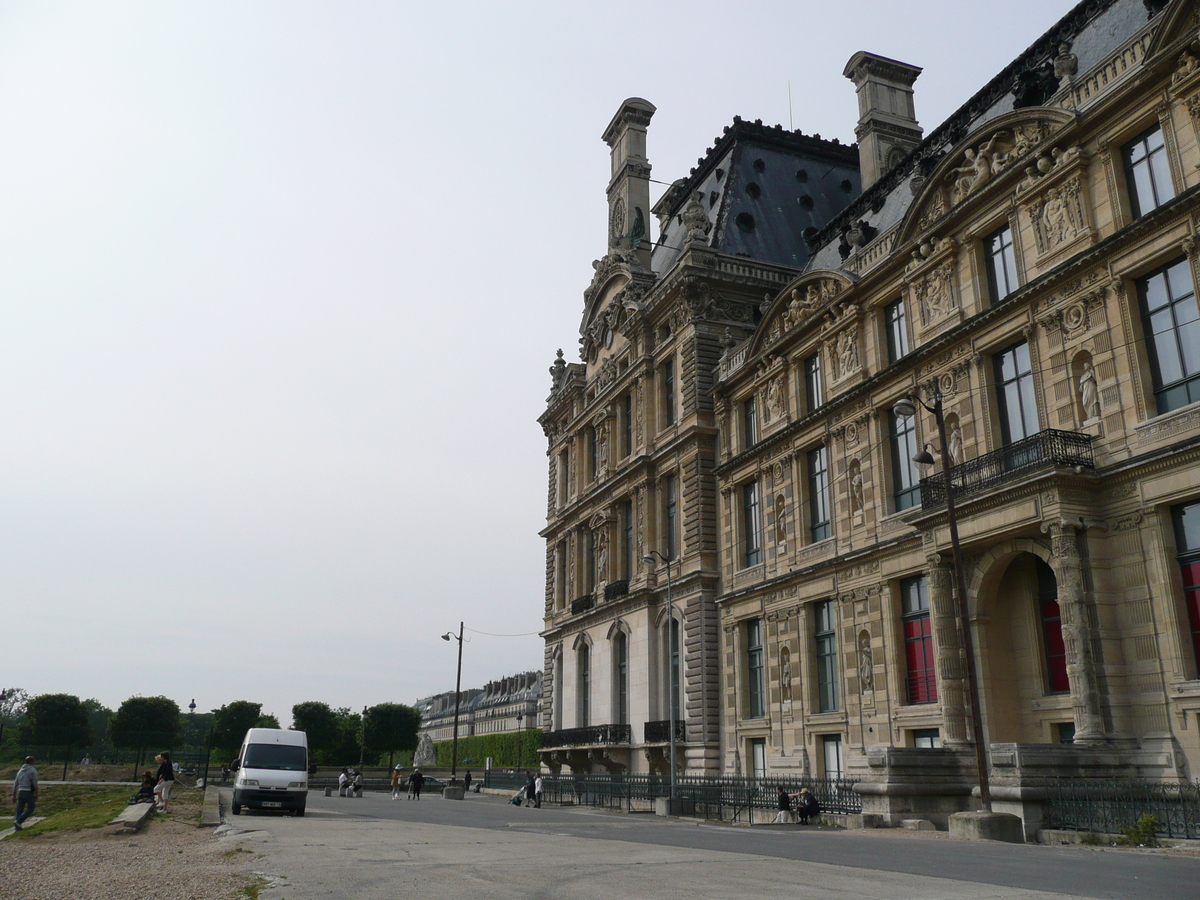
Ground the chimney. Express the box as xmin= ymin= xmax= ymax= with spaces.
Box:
xmin=602 ymin=98 xmax=656 ymax=267
xmin=843 ymin=52 xmax=923 ymax=190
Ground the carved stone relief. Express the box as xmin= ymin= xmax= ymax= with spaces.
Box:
xmin=765 ymin=376 xmax=785 ymax=423
xmin=774 ymin=494 xmax=787 ymax=546
xmin=912 ymin=262 xmax=958 ymax=328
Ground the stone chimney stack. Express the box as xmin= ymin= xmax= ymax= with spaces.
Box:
xmin=602 ymin=98 xmax=656 ymax=268
xmin=843 ymin=52 xmax=923 ymax=190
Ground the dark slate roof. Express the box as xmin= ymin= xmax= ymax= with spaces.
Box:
xmin=806 ymin=0 xmax=1143 ymax=269
xmin=652 ymin=118 xmax=861 ymax=275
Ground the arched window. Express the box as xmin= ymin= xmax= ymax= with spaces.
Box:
xmin=577 ymin=643 xmax=591 ymax=727
xmin=1036 ymin=559 xmax=1069 ymax=694
xmin=613 ymin=632 xmax=628 ymax=726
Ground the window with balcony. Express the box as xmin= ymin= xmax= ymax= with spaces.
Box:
xmin=808 ymin=445 xmax=830 ymax=542
xmin=622 ymin=393 xmax=633 ymax=457
xmin=985 ymin=223 xmax=1019 ymax=302
xmin=663 ymin=474 xmax=678 ymax=560
xmin=805 ymin=352 xmax=824 ymax=412
xmin=743 ymin=480 xmax=761 ymax=567
xmin=995 ymin=340 xmax=1039 ymax=445
xmin=622 ymin=498 xmax=633 ymax=583
xmin=613 ymin=631 xmax=628 ymax=726
xmin=1036 ymin=557 xmax=1069 ymax=694
xmin=746 ymin=618 xmax=765 ymax=718
xmin=901 ymin=575 xmax=936 ymax=704
xmin=556 ymin=541 xmax=567 ymax=609
xmin=890 ymin=408 xmax=920 ymax=511
xmin=583 ymin=529 xmax=595 ymax=593
xmin=662 ymin=359 xmax=676 ymax=427
xmin=577 ymin=643 xmax=590 ymax=728
xmin=885 ymin=299 xmax=910 ymax=363
xmin=1124 ymin=124 xmax=1174 ymax=219
xmin=588 ymin=427 xmax=598 ymax=481
xmin=1140 ymin=258 xmax=1200 ymax=414
xmin=815 ymin=600 xmax=839 ymax=712
xmin=1172 ymin=500 xmax=1200 ymax=670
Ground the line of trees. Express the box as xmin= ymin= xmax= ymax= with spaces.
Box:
xmin=0 ymin=688 xmax=420 ymax=771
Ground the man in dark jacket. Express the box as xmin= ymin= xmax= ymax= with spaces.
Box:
xmin=407 ymin=768 xmax=425 ymax=800
xmin=796 ymin=788 xmax=820 ymax=824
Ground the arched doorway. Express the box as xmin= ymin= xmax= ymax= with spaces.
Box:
xmin=977 ymin=552 xmax=1068 ymax=744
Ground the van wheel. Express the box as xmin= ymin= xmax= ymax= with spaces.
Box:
xmin=231 ymin=803 xmax=241 ymax=815
xmin=294 ymin=805 xmax=305 ymax=817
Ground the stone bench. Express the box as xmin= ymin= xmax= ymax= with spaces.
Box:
xmin=110 ymin=801 xmax=156 ymax=831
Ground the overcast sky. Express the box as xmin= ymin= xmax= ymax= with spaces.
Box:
xmin=0 ymin=1 xmax=1073 ymax=726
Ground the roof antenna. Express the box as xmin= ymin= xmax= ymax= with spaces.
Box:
xmin=788 ymin=81 xmax=794 ymax=131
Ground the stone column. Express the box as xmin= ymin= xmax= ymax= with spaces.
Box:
xmin=927 ymin=554 xmax=969 ymax=745
xmin=1047 ymin=520 xmax=1105 ymax=742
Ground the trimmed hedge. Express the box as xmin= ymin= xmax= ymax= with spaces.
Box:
xmin=434 ymin=729 xmax=542 ymax=769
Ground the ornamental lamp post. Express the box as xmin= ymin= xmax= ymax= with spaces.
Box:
xmin=442 ymin=622 xmax=465 ymax=786
xmin=359 ymin=706 xmax=368 ymax=774
xmin=892 ymin=391 xmax=991 ymax=813
xmin=642 ymin=550 xmax=677 ymax=806
xmin=515 ymin=712 xmax=524 ymax=769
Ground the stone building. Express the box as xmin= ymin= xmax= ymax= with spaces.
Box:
xmin=540 ymin=0 xmax=1200 ymax=823
xmin=415 ymin=671 xmax=541 ymax=744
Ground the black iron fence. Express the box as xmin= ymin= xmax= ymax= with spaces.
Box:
xmin=541 ymin=724 xmax=631 ymax=749
xmin=919 ymin=428 xmax=1094 ymax=509
xmin=481 ymin=771 xmax=861 ymax=820
xmin=1042 ymin=779 xmax=1200 ymax=839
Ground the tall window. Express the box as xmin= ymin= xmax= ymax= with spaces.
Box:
xmin=751 ymin=738 xmax=767 ymax=779
xmin=995 ymin=341 xmax=1039 ymax=444
xmin=670 ymin=617 xmax=681 ymax=722
xmin=805 ymin=353 xmax=824 ymax=412
xmin=584 ymin=529 xmax=595 ymax=593
xmin=556 ymin=542 xmax=567 ymax=608
xmin=623 ymin=393 xmax=633 ymax=457
xmin=885 ymin=299 xmax=909 ymax=363
xmin=901 ymin=575 xmax=937 ymax=703
xmin=1140 ymin=258 xmax=1200 ymax=414
xmin=746 ymin=618 xmax=765 ymax=718
xmin=890 ymin=408 xmax=920 ymax=511
xmin=743 ymin=480 xmax=761 ymax=567
xmin=576 ymin=644 xmax=590 ymax=727
xmin=822 ymin=735 xmax=844 ymax=778
xmin=662 ymin=359 xmax=676 ymax=427
xmin=588 ymin=427 xmax=598 ymax=480
xmin=1036 ymin=557 xmax=1069 ymax=694
xmin=613 ymin=632 xmax=628 ymax=726
xmin=663 ymin=474 xmax=678 ymax=560
xmin=557 ymin=449 xmax=569 ymax=504
xmin=622 ymin=499 xmax=633 ymax=582
xmin=814 ymin=600 xmax=839 ymax=712
xmin=1174 ymin=500 xmax=1200 ymax=670
xmin=1124 ymin=124 xmax=1174 ymax=218
xmin=808 ymin=445 xmax=830 ymax=542
xmin=744 ymin=396 xmax=758 ymax=448
xmin=986 ymin=223 xmax=1019 ymax=301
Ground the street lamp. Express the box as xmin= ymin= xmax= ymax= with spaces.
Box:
xmin=442 ymin=622 xmax=465 ymax=785
xmin=893 ymin=390 xmax=992 ymax=812
xmin=0 ymin=689 xmax=8 ymax=747
xmin=515 ymin=712 xmax=524 ymax=769
xmin=642 ymin=549 xmax=677 ymax=806
xmin=359 ymin=705 xmax=369 ymax=774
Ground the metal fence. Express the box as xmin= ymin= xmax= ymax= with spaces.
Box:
xmin=482 ymin=771 xmax=861 ymax=820
xmin=1042 ymin=780 xmax=1200 ymax=839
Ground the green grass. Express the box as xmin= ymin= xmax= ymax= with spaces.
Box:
xmin=4 ymin=784 xmax=132 ymax=838
xmin=238 ymin=876 xmax=269 ymax=899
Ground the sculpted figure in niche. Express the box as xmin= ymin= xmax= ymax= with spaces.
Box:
xmin=1041 ymin=189 xmax=1071 ymax=247
xmin=858 ymin=630 xmax=873 ymax=691
xmin=766 ymin=378 xmax=784 ymax=422
xmin=780 ymin=646 xmax=793 ymax=706
xmin=1079 ymin=361 xmax=1100 ymax=420
xmin=837 ymin=327 xmax=859 ymax=378
xmin=849 ymin=459 xmax=865 ymax=514
xmin=774 ymin=494 xmax=787 ymax=544
xmin=596 ymin=530 xmax=608 ymax=582
xmin=596 ymin=424 xmax=609 ymax=473
xmin=923 ymin=268 xmax=950 ymax=322
xmin=947 ymin=418 xmax=964 ymax=465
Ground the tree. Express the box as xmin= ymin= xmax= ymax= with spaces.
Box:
xmin=18 ymin=694 xmax=90 ymax=761
xmin=256 ymin=713 xmax=281 ymax=729
xmin=0 ymin=687 xmax=29 ymax=720
xmin=329 ymin=707 xmax=364 ymax=765
xmin=365 ymin=703 xmax=420 ymax=768
xmin=108 ymin=696 xmax=181 ymax=766
xmin=82 ymin=699 xmax=115 ymax=760
xmin=210 ymin=701 xmax=264 ymax=760
xmin=292 ymin=702 xmax=341 ymax=764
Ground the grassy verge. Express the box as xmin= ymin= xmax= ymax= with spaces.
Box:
xmin=3 ymin=784 xmax=132 ymax=838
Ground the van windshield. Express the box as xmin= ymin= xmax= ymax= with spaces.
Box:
xmin=243 ymin=743 xmax=306 ymax=771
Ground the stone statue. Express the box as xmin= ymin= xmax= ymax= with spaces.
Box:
xmin=837 ymin=327 xmax=859 ymax=378
xmin=549 ymin=349 xmax=566 ymax=390
xmin=1041 ymin=189 xmax=1071 ymax=247
xmin=413 ymin=732 xmax=436 ymax=767
xmin=596 ymin=530 xmax=608 ymax=581
xmin=849 ymin=460 xmax=864 ymax=514
xmin=859 ymin=631 xmax=873 ymax=691
xmin=780 ymin=646 xmax=793 ymax=706
xmin=774 ymin=494 xmax=787 ymax=543
xmin=1079 ymin=361 xmax=1100 ymax=420
xmin=766 ymin=378 xmax=784 ymax=422
xmin=682 ymin=191 xmax=712 ymax=243
xmin=596 ymin=424 xmax=609 ymax=472
xmin=948 ymin=419 xmax=964 ymax=466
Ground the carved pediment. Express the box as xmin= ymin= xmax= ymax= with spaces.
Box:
xmin=897 ymin=108 xmax=1075 ymax=246
xmin=1144 ymin=0 xmax=1200 ymax=66
xmin=751 ymin=270 xmax=857 ymax=357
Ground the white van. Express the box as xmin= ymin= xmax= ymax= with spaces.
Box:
xmin=231 ymin=728 xmax=310 ymax=816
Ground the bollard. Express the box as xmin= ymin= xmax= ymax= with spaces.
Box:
xmin=324 ymin=786 xmax=332 ymax=797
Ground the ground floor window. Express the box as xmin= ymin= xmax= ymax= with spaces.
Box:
xmin=912 ymin=728 xmax=941 ymax=748
xmin=750 ymin=738 xmax=767 ymax=780
xmin=1173 ymin=501 xmax=1200 ymax=670
xmin=821 ymin=735 xmax=844 ymax=778
xmin=1056 ymin=721 xmax=1076 ymax=744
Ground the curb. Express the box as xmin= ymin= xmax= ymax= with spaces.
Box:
xmin=200 ymin=784 xmax=222 ymax=828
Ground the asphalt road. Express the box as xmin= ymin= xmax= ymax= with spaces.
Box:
xmin=217 ymin=789 xmax=1199 ymax=900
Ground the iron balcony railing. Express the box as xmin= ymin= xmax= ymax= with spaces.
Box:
xmin=570 ymin=593 xmax=595 ymax=615
xmin=541 ymin=723 xmax=632 ymax=749
xmin=643 ymin=719 xmax=686 ymax=743
xmin=919 ymin=428 xmax=1094 ymax=510
xmin=604 ymin=579 xmax=630 ymax=600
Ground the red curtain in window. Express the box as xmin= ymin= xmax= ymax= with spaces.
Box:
xmin=1180 ymin=562 xmax=1200 ymax=666
xmin=1040 ymin=596 xmax=1070 ymax=693
xmin=904 ymin=615 xmax=937 ymax=703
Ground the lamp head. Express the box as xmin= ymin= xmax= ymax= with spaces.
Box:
xmin=442 ymin=633 xmax=452 ymax=641
xmin=913 ymin=443 xmax=937 ymax=466
xmin=641 ymin=555 xmax=655 ymax=565
xmin=891 ymin=397 xmax=918 ymax=419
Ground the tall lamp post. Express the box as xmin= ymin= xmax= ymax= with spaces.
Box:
xmin=515 ymin=712 xmax=523 ymax=770
xmin=642 ymin=550 xmax=676 ymax=805
xmin=442 ymin=622 xmax=465 ymax=785
xmin=358 ymin=706 xmax=369 ymax=774
xmin=893 ymin=390 xmax=991 ymax=812
xmin=0 ymin=689 xmax=8 ymax=748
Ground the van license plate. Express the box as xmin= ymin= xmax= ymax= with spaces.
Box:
xmin=263 ymin=801 xmax=281 ymax=808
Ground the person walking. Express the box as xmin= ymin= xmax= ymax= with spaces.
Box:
xmin=407 ymin=768 xmax=424 ymax=800
xmin=523 ymin=771 xmax=536 ymax=807
xmin=154 ymin=751 xmax=176 ymax=813
xmin=391 ymin=766 xmax=403 ymax=800
xmin=11 ymin=756 xmax=38 ymax=830
xmin=463 ymin=770 xmax=472 ymax=794
xmin=772 ymin=785 xmax=794 ymax=824
xmin=534 ymin=772 xmax=543 ymax=809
